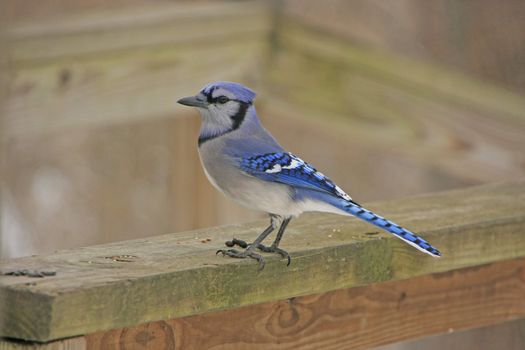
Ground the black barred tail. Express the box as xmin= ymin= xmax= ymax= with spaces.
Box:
xmin=341 ymin=200 xmax=441 ymax=257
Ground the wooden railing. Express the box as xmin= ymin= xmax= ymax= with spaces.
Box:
xmin=1 ymin=180 xmax=524 ymax=349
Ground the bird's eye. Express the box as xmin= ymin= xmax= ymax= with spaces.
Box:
xmin=217 ymin=96 xmax=229 ymax=104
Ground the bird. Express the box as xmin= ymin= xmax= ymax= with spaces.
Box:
xmin=177 ymin=81 xmax=441 ymax=269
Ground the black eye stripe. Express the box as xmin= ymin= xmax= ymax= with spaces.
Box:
xmin=210 ymin=96 xmax=248 ymax=104
xmin=202 ymin=90 xmax=252 ymax=105
xmin=212 ymin=95 xmax=229 ymax=104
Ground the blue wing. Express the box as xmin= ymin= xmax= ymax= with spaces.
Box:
xmin=240 ymin=152 xmax=440 ymax=257
xmin=239 ymin=152 xmax=354 ymax=202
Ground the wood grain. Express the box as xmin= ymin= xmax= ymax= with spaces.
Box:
xmin=376 ymin=318 xmax=525 ymax=350
xmin=4 ymin=1 xmax=270 ymax=137
xmin=2 ymin=258 xmax=525 ymax=349
xmin=85 ymin=257 xmax=525 ymax=349
xmin=0 ymin=181 xmax=524 ymax=342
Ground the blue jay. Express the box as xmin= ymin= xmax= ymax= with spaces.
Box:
xmin=178 ymin=81 xmax=441 ymax=269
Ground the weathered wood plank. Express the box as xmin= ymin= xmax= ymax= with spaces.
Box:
xmin=376 ymin=318 xmax=525 ymax=350
xmin=2 ymin=257 xmax=524 ymax=349
xmin=0 ymin=181 xmax=524 ymax=341
xmin=85 ymin=258 xmax=525 ymax=349
xmin=7 ymin=2 xmax=269 ymax=62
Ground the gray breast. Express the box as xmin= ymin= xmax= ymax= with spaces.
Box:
xmin=198 ymin=139 xmax=299 ymax=215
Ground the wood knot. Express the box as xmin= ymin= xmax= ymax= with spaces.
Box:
xmin=117 ymin=321 xmax=176 ymax=349
xmin=266 ymin=300 xmax=315 ymax=336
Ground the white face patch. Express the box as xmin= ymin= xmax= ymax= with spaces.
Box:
xmin=197 ymin=100 xmax=244 ymax=142
xmin=206 ymin=87 xmax=241 ymax=125
xmin=208 ymin=100 xmax=239 ymax=116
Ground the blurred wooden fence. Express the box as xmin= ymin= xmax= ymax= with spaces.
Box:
xmin=1 ymin=0 xmax=525 ymax=259
xmin=1 ymin=181 xmax=525 ymax=349
xmin=263 ymin=20 xmax=525 ymax=197
xmin=283 ymin=0 xmax=525 ymax=94
xmin=1 ymin=2 xmax=271 ymax=257
xmin=1 ymin=2 xmax=525 ymax=349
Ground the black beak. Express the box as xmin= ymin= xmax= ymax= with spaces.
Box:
xmin=177 ymin=95 xmax=207 ymax=108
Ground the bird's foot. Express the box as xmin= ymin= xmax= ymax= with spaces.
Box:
xmin=256 ymin=244 xmax=291 ymax=266
xmin=224 ymin=238 xmax=291 ymax=266
xmin=216 ymin=248 xmax=265 ymax=270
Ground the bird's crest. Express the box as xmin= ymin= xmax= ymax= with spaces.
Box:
xmin=201 ymin=81 xmax=256 ymax=104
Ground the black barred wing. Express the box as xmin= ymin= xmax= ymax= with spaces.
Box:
xmin=239 ymin=152 xmax=353 ymax=202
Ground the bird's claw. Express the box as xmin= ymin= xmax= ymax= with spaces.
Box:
xmin=223 ymin=239 xmax=291 ymax=266
xmin=216 ymin=248 xmax=266 ymax=271
xmin=256 ymin=244 xmax=291 ymax=266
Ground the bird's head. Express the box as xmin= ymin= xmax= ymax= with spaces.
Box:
xmin=177 ymin=81 xmax=256 ymax=134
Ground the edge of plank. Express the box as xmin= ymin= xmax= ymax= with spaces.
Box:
xmin=0 ymin=180 xmax=524 ymax=341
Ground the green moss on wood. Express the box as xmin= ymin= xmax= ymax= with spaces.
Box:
xmin=354 ymin=239 xmax=393 ymax=284
xmin=0 ymin=181 xmax=524 ymax=342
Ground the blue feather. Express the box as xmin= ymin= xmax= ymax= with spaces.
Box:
xmin=240 ymin=152 xmax=441 ymax=257
xmin=342 ymin=199 xmax=441 ymax=256
xmin=240 ymin=152 xmax=352 ymax=201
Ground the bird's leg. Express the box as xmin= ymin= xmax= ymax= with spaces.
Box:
xmin=225 ymin=216 xmax=293 ymax=266
xmin=256 ymin=217 xmax=292 ymax=266
xmin=217 ymin=215 xmax=279 ymax=270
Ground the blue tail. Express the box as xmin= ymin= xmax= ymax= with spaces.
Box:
xmin=340 ymin=200 xmax=441 ymax=257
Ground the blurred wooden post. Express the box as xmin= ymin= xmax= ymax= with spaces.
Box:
xmin=0 ymin=1 xmax=8 ymax=258
xmin=0 ymin=1 xmax=9 ymax=336
xmin=1 ymin=1 xmax=272 ymax=258
xmin=3 ymin=0 xmax=525 ymax=259
xmin=1 ymin=181 xmax=525 ymax=349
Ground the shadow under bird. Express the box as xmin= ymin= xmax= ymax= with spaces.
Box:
xmin=178 ymin=81 xmax=441 ymax=269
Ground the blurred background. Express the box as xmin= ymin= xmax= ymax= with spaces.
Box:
xmin=1 ymin=0 xmax=524 ymax=260
xmin=1 ymin=1 xmax=525 ymax=348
